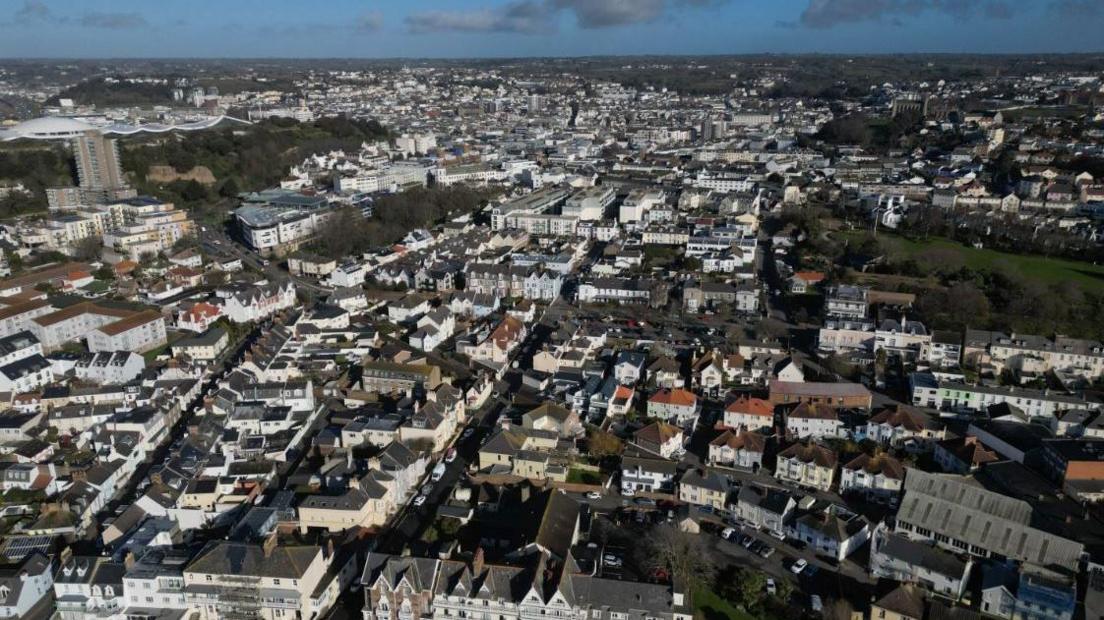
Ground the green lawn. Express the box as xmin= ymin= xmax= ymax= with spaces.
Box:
xmin=566 ymin=467 xmax=602 ymax=485
xmin=849 ymin=232 xmax=1104 ymax=294
xmin=692 ymin=586 xmax=759 ymax=620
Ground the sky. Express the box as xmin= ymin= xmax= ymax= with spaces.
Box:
xmin=0 ymin=0 xmax=1102 ymax=58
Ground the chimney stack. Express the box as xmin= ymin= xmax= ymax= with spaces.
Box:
xmin=472 ymin=547 xmax=485 ymax=575
xmin=262 ymin=531 xmax=279 ymax=558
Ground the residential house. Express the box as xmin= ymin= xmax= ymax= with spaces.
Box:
xmin=840 ymin=453 xmax=904 ymax=504
xmin=722 ymin=396 xmax=774 ymax=432
xmin=632 ymin=422 xmax=684 ymax=459
xmin=708 ymin=429 xmax=765 ymax=471
xmin=783 ymin=402 xmax=843 ymax=440
xmin=646 ymin=388 xmax=700 ymax=427
xmin=869 ymin=523 xmax=972 ymax=601
xmin=789 ymin=505 xmax=870 ymax=562
xmin=678 ymin=469 xmax=731 ymax=511
xmin=620 ymin=454 xmax=678 ymax=495
xmin=775 ymin=442 xmax=837 ymax=492
xmin=865 ymin=405 xmax=944 ymax=452
xmin=733 ymin=484 xmax=795 ymax=533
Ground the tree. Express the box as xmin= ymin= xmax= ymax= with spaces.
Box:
xmin=773 ymin=577 xmax=795 ymax=604
xmin=825 ymin=598 xmax=857 ymax=620
xmin=180 ymin=180 xmax=209 ymax=203
xmin=733 ymin=568 xmax=766 ymax=609
xmin=71 ymin=237 xmax=103 ymax=261
xmin=218 ymin=177 xmax=241 ymax=198
xmin=646 ymin=524 xmax=717 ymax=599
xmin=587 ymin=427 xmax=623 ymax=459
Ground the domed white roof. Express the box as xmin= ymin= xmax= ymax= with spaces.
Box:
xmin=0 ymin=116 xmax=97 ymax=141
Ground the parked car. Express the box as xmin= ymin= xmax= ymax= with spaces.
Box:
xmin=758 ymin=546 xmax=775 ymax=559
xmin=586 ymin=491 xmax=602 ymax=500
xmin=461 ymin=428 xmax=475 ymax=440
xmin=766 ymin=579 xmax=777 ymax=596
xmin=635 ymin=497 xmax=656 ymax=506
xmin=445 ymin=448 xmax=457 ymax=463
xmin=413 ymin=495 xmax=427 ymax=507
xmin=790 ymin=559 xmax=808 ymax=574
xmin=721 ymin=527 xmax=736 ymax=540
xmin=810 ymin=595 xmax=823 ymax=613
xmin=770 ymin=529 xmax=786 ymax=542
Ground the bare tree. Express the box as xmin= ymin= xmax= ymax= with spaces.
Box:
xmin=646 ymin=524 xmax=717 ymax=598
xmin=825 ymin=598 xmax=856 ymax=620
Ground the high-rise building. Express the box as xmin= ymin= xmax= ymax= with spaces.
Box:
xmin=72 ymin=130 xmax=127 ymax=191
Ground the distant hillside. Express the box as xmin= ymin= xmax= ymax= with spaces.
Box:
xmin=46 ymin=77 xmax=173 ymax=107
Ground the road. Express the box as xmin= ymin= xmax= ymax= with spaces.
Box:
xmin=199 ymin=225 xmax=333 ymax=295
xmin=376 ymin=397 xmax=506 ymax=554
xmin=95 ymin=320 xmax=264 ymax=522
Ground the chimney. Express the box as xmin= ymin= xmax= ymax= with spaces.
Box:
xmin=124 ymin=551 xmax=137 ymax=571
xmin=262 ymin=531 xmax=279 ymax=558
xmin=472 ymin=547 xmax=485 ymax=575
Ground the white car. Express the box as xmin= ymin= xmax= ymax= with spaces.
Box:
xmin=586 ymin=491 xmax=602 ymax=500
xmin=413 ymin=495 xmax=427 ymax=507
xmin=445 ymin=449 xmax=457 ymax=463
xmin=790 ymin=559 xmax=808 ymax=574
xmin=765 ymin=579 xmax=776 ymax=596
xmin=721 ymin=527 xmax=736 ymax=540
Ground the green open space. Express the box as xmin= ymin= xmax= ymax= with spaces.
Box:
xmin=842 ymin=231 xmax=1104 ymax=294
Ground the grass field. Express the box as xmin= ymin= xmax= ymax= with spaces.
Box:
xmin=692 ymin=587 xmax=759 ymax=620
xmin=844 ymin=232 xmax=1104 ymax=294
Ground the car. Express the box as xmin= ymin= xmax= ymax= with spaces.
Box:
xmin=758 ymin=546 xmax=775 ymax=559
xmin=445 ymin=449 xmax=457 ymax=463
xmin=790 ymin=559 xmax=808 ymax=574
xmin=635 ymin=497 xmax=656 ymax=506
xmin=603 ymin=553 xmax=621 ymax=566
xmin=586 ymin=491 xmax=602 ymax=500
xmin=737 ymin=534 xmax=753 ymax=547
xmin=765 ymin=579 xmax=776 ymax=596
xmin=803 ymin=565 xmax=819 ymax=578
xmin=721 ymin=527 xmax=736 ymax=540
xmin=770 ymin=530 xmax=786 ymax=542
xmin=810 ymin=595 xmax=823 ymax=613
xmin=413 ymin=495 xmax=427 ymax=507
xmin=748 ymin=540 xmax=764 ymax=553
xmin=461 ymin=428 xmax=475 ymax=440
xmin=422 ymin=482 xmax=435 ymax=495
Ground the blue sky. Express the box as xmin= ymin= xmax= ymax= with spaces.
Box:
xmin=0 ymin=1 xmax=1101 ymax=58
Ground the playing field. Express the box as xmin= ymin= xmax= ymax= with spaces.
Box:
xmin=849 ymin=233 xmax=1104 ymax=294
